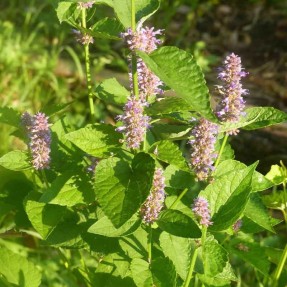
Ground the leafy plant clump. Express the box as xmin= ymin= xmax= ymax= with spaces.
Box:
xmin=0 ymin=1 xmax=287 ymax=287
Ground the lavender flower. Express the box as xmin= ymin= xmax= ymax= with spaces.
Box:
xmin=116 ymin=96 xmax=150 ymax=149
xmin=232 ymin=219 xmax=243 ymax=233
xmin=192 ymin=197 xmax=213 ymax=227
xmin=141 ymin=168 xmax=166 ymax=224
xmin=216 ymin=53 xmax=248 ymax=127
xmin=189 ymin=118 xmax=218 ymax=181
xmin=21 ymin=112 xmax=51 ymax=170
xmin=122 ymin=26 xmax=164 ymax=101
xmin=72 ymin=29 xmax=94 ymax=45
xmin=77 ymin=1 xmax=95 ymax=9
xmin=85 ymin=155 xmax=98 ymax=175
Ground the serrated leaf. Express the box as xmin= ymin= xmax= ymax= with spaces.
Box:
xmin=244 ymin=193 xmax=274 ymax=233
xmin=0 ymin=247 xmax=42 ymax=287
xmin=90 ymin=17 xmax=124 ymax=40
xmin=0 ymin=107 xmax=21 ymax=127
xmin=138 ymin=47 xmax=216 ymax=120
xmin=55 ymin=1 xmax=79 ymax=24
xmin=228 ymin=238 xmax=270 ymax=275
xmin=95 ymin=153 xmax=155 ymax=227
xmin=65 ymin=123 xmax=123 ymax=157
xmin=95 ymin=78 xmax=129 ymax=105
xmin=151 ymin=124 xmax=191 ymax=140
xmin=201 ymin=162 xmax=257 ymax=231
xmin=159 ymin=232 xmax=194 ymax=280
xmin=219 ymin=107 xmax=287 ymax=132
xmin=157 ymin=209 xmax=201 ymax=238
xmin=39 ymin=171 xmax=94 ymax=206
xmin=0 ymin=150 xmax=30 ymax=171
xmin=88 ymin=214 xmax=141 ymax=237
xmin=149 ymin=140 xmax=189 ymax=171
xmin=130 ymin=257 xmax=176 ymax=287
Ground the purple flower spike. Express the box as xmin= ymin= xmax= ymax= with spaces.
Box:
xmin=232 ymin=219 xmax=243 ymax=233
xmin=141 ymin=168 xmax=166 ymax=224
xmin=192 ymin=197 xmax=213 ymax=227
xmin=216 ymin=53 xmax=248 ymax=131
xmin=72 ymin=29 xmax=94 ymax=45
xmin=189 ymin=118 xmax=218 ymax=181
xmin=21 ymin=112 xmax=51 ymax=170
xmin=77 ymin=1 xmax=95 ymax=9
xmin=116 ymin=96 xmax=150 ymax=149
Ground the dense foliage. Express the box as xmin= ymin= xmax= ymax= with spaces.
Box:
xmin=0 ymin=1 xmax=286 ymax=286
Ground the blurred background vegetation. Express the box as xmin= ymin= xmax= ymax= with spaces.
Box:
xmin=0 ymin=1 xmax=287 ymax=285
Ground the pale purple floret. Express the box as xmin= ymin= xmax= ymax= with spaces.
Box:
xmin=77 ymin=1 xmax=95 ymax=9
xmin=122 ymin=26 xmax=164 ymax=101
xmin=21 ymin=112 xmax=51 ymax=170
xmin=189 ymin=118 xmax=218 ymax=181
xmin=116 ymin=96 xmax=150 ymax=149
xmin=192 ymin=197 xmax=213 ymax=227
xmin=72 ymin=29 xmax=94 ymax=45
xmin=141 ymin=168 xmax=166 ymax=224
xmin=85 ymin=155 xmax=98 ymax=175
xmin=232 ymin=219 xmax=243 ymax=233
xmin=216 ymin=53 xmax=248 ymax=130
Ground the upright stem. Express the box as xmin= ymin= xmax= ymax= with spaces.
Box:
xmin=131 ymin=0 xmax=139 ymax=99
xmin=183 ymin=247 xmax=199 ymax=287
xmin=214 ymin=133 xmax=229 ymax=168
xmin=81 ymin=8 xmax=95 ymax=122
xmin=170 ymin=188 xmax=188 ymax=209
xmin=40 ymin=170 xmax=49 ymax=189
xmin=148 ymin=224 xmax=152 ymax=263
xmin=273 ymin=244 xmax=287 ymax=282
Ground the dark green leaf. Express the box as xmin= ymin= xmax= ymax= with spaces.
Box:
xmin=0 ymin=107 xmax=21 ymax=127
xmin=151 ymin=124 xmax=191 ymax=140
xmin=138 ymin=47 xmax=216 ymax=120
xmin=157 ymin=209 xmax=201 ymax=238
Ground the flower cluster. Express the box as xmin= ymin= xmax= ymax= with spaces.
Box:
xmin=21 ymin=112 xmax=51 ymax=170
xmin=77 ymin=1 xmax=95 ymax=9
xmin=192 ymin=197 xmax=213 ymax=227
xmin=232 ymin=219 xmax=243 ymax=233
xmin=121 ymin=26 xmax=164 ymax=101
xmin=116 ymin=96 xmax=150 ymax=149
xmin=141 ymin=168 xmax=166 ymax=224
xmin=85 ymin=155 xmax=98 ymax=175
xmin=216 ymin=53 xmax=248 ymax=127
xmin=189 ymin=118 xmax=218 ymax=181
xmin=72 ymin=29 xmax=94 ymax=45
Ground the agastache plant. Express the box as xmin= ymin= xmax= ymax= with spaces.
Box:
xmin=140 ymin=168 xmax=166 ymax=224
xmin=189 ymin=118 xmax=218 ymax=181
xmin=21 ymin=112 xmax=51 ymax=170
xmin=77 ymin=1 xmax=95 ymax=9
xmin=216 ymin=53 xmax=248 ymax=134
xmin=192 ymin=197 xmax=213 ymax=227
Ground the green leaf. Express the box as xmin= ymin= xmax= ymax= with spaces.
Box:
xmin=244 ymin=193 xmax=274 ymax=233
xmin=95 ymin=153 xmax=155 ymax=227
xmin=110 ymin=0 xmax=160 ymax=28
xmin=202 ymin=236 xmax=228 ymax=276
xmin=138 ymin=47 xmax=216 ymax=120
xmin=159 ymin=232 xmax=194 ymax=280
xmin=0 ymin=247 xmax=41 ymax=287
xmin=88 ymin=214 xmax=141 ymax=237
xmin=90 ymin=17 xmax=124 ymax=40
xmin=55 ymin=1 xmax=79 ymax=24
xmin=201 ymin=162 xmax=257 ymax=231
xmin=149 ymin=141 xmax=189 ymax=171
xmin=130 ymin=257 xmax=176 ymax=287
xmin=151 ymin=124 xmax=191 ymax=140
xmin=265 ymin=164 xmax=286 ymax=185
xmin=219 ymin=107 xmax=287 ymax=132
xmin=157 ymin=209 xmax=201 ymax=238
xmin=228 ymin=238 xmax=270 ymax=275
xmin=164 ymin=164 xmax=195 ymax=189
xmin=65 ymin=123 xmax=123 ymax=157
xmin=0 ymin=107 xmax=21 ymax=127
xmin=25 ymin=194 xmax=67 ymax=239
xmin=95 ymin=78 xmax=129 ymax=105
xmin=0 ymin=151 xmax=30 ymax=171
xmin=214 ymin=159 xmax=273 ymax=192
xmin=262 ymin=191 xmax=286 ymax=211
xmin=41 ymin=102 xmax=72 ymax=116
xmin=39 ymin=171 xmax=94 ymax=206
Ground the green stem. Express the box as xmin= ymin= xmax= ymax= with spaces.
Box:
xmin=184 ymin=247 xmax=199 ymax=287
xmin=214 ymin=133 xmax=229 ymax=168
xmin=274 ymin=244 xmax=287 ymax=282
xmin=282 ymin=182 xmax=287 ymax=224
xmin=131 ymin=0 xmax=139 ymax=99
xmin=40 ymin=170 xmax=49 ymax=189
xmin=148 ymin=224 xmax=152 ymax=263
xmin=81 ymin=8 xmax=95 ymax=122
xmin=170 ymin=188 xmax=188 ymax=209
